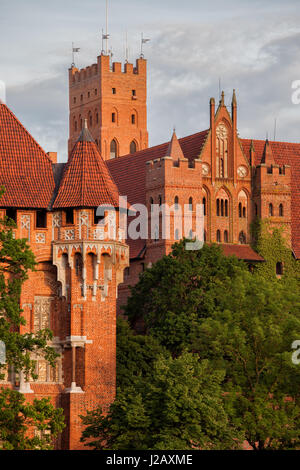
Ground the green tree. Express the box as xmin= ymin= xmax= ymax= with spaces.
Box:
xmin=123 ymin=241 xmax=300 ymax=450
xmin=0 ymin=197 xmax=65 ymax=449
xmin=0 ymin=388 xmax=65 ymax=450
xmin=116 ymin=318 xmax=170 ymax=388
xmin=124 ymin=241 xmax=249 ymax=354
xmin=81 ymin=352 xmax=239 ymax=450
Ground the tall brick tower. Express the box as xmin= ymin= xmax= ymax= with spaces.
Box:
xmin=52 ymin=121 xmax=129 ymax=449
xmin=68 ymin=53 xmax=148 ymax=160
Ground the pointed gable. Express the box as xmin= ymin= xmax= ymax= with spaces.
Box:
xmin=0 ymin=103 xmax=55 ymax=208
xmin=166 ymin=130 xmax=185 ymax=160
xmin=261 ymin=139 xmax=275 ymax=165
xmin=53 ymin=122 xmax=120 ymax=209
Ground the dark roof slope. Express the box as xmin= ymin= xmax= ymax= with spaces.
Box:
xmin=0 ymin=103 xmax=55 ymax=208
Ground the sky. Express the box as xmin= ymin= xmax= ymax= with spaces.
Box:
xmin=1 ymin=0 xmax=300 ymax=162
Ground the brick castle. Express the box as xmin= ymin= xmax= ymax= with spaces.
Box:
xmin=0 ymin=50 xmax=299 ymax=449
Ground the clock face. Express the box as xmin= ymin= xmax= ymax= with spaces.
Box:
xmin=202 ymin=163 xmax=210 ymax=176
xmin=237 ymin=166 xmax=248 ymax=178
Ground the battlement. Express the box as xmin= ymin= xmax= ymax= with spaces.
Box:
xmin=146 ymin=157 xmax=202 ymax=188
xmin=254 ymin=163 xmax=291 ymax=186
xmin=69 ymin=54 xmax=146 ymax=85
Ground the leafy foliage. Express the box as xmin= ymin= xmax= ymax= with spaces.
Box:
xmin=0 ymin=388 xmax=65 ymax=450
xmin=0 ymin=196 xmax=65 ymax=449
xmin=81 ymin=352 xmax=239 ymax=450
xmin=123 ymin=242 xmax=248 ymax=354
xmin=82 ymin=238 xmax=300 ymax=450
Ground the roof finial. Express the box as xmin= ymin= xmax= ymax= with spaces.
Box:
xmin=232 ymin=89 xmax=237 ymax=106
xmin=220 ymin=90 xmax=225 ymax=106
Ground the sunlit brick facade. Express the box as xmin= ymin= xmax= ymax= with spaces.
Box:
xmin=0 ymin=51 xmax=299 ymax=449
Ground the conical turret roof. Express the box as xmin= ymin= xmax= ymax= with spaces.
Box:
xmin=53 ymin=121 xmax=121 ymax=208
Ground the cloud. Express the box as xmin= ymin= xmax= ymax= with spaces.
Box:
xmin=1 ymin=1 xmax=300 ymax=161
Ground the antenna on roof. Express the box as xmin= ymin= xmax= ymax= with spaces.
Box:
xmin=102 ymin=0 xmax=110 ymax=55
xmin=273 ymin=118 xmax=277 ymax=141
xmin=71 ymin=42 xmax=80 ymax=67
xmin=140 ymin=33 xmax=150 ymax=58
xmin=125 ymin=31 xmax=129 ymax=63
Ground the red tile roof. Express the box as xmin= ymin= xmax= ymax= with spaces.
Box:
xmin=107 ymin=130 xmax=209 ymax=258
xmin=219 ymin=244 xmax=265 ymax=262
xmin=53 ymin=124 xmax=121 ymax=209
xmin=0 ymin=103 xmax=55 ymax=208
xmin=241 ymin=138 xmax=300 ymax=258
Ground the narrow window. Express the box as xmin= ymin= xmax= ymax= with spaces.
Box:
xmin=132 ymin=89 xmax=136 ymax=96
xmin=130 ymin=141 xmax=137 ymax=154
xmin=174 ymin=196 xmax=179 ymax=210
xmin=88 ymin=91 xmax=90 ymax=98
xmin=189 ymin=197 xmax=193 ymax=211
xmin=66 ymin=209 xmax=74 ymax=225
xmin=36 ymin=210 xmax=47 ymax=228
xmin=221 ymin=199 xmax=224 ymax=217
xmin=110 ymin=139 xmax=118 ymax=159
xmin=279 ymin=204 xmax=284 ymax=217
xmin=217 ymin=199 xmax=220 ymax=216
xmin=95 ymin=89 xmax=98 ymax=95
xmin=94 ymin=208 xmax=105 ymax=225
xmin=74 ymin=121 xmax=77 ymax=131
xmin=6 ymin=208 xmax=17 ymax=223
xmin=203 ymin=197 xmax=207 ymax=216
xmin=239 ymin=202 xmax=242 ymax=218
xmin=224 ymin=230 xmax=228 ymax=243
xmin=255 ymin=203 xmax=258 ymax=216
xmin=80 ymin=94 xmax=83 ymax=102
xmin=217 ymin=230 xmax=221 ymax=243
xmin=112 ymin=113 xmax=116 ymax=123
xmin=89 ymin=114 xmax=92 ymax=127
xmin=239 ymin=231 xmax=246 ymax=245
xmin=112 ymin=88 xmax=116 ymax=94
xmin=276 ymin=262 xmax=283 ymax=277
xmin=225 ymin=200 xmax=228 ymax=217
xmin=150 ymin=197 xmax=154 ymax=212
xmin=243 ymin=207 xmax=246 ymax=218
xmin=158 ymin=195 xmax=162 ymax=206
xmin=269 ymin=203 xmax=273 ymax=216
xmin=131 ymin=114 xmax=136 ymax=125
xmin=96 ymin=113 xmax=99 ymax=124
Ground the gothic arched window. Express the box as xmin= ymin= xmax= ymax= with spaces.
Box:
xmin=239 ymin=202 xmax=242 ymax=218
xmin=279 ymin=204 xmax=284 ymax=217
xmin=269 ymin=203 xmax=273 ymax=217
xmin=110 ymin=139 xmax=118 ymax=159
xmin=217 ymin=230 xmax=221 ymax=243
xmin=216 ymin=199 xmax=220 ymax=216
xmin=130 ymin=140 xmax=137 ymax=154
xmin=189 ymin=197 xmax=193 ymax=211
xmin=174 ymin=196 xmax=179 ymax=210
xmin=224 ymin=230 xmax=229 ymax=243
